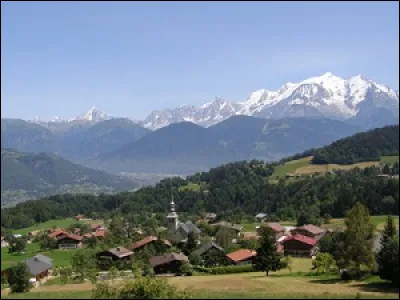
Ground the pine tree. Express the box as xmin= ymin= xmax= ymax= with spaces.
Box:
xmin=253 ymin=227 xmax=285 ymax=276
xmin=376 ymin=215 xmax=399 ymax=284
xmin=343 ymin=202 xmax=375 ymax=279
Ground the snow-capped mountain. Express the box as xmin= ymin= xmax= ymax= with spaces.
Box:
xmin=31 ymin=106 xmax=110 ymax=125
xmin=140 ymin=72 xmax=399 ymax=130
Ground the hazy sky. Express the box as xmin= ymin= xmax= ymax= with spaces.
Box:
xmin=1 ymin=1 xmax=399 ymax=120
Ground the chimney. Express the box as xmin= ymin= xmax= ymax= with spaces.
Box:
xmin=116 ymin=247 xmax=121 ymax=251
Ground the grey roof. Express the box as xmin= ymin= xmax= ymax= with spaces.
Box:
xmin=255 ymin=213 xmax=268 ymax=218
xmin=193 ymin=242 xmax=224 ymax=256
xmin=24 ymin=255 xmax=52 ymax=276
xmin=32 ymin=254 xmax=52 ymax=265
xmin=185 ymin=221 xmax=201 ymax=234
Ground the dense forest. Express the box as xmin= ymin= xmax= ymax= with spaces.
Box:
xmin=280 ymin=125 xmax=399 ymax=165
xmin=1 ymin=160 xmax=399 ymax=230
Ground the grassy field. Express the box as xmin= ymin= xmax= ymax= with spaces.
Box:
xmin=2 ymin=269 xmax=398 ymax=299
xmin=241 ymin=215 xmax=399 ymax=233
xmin=13 ymin=218 xmax=103 ymax=235
xmin=2 ymin=258 xmax=398 ymax=299
xmin=178 ymin=182 xmax=201 ymax=192
xmin=1 ymin=242 xmax=75 ymax=271
xmin=271 ymin=155 xmax=399 ymax=179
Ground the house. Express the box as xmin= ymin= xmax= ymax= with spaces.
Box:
xmin=74 ymin=215 xmax=84 ymax=221
xmin=49 ymin=231 xmax=83 ymax=249
xmin=226 ymin=249 xmax=257 ymax=265
xmin=291 ymin=224 xmax=326 ymax=240
xmin=258 ymin=222 xmax=285 ymax=240
xmin=210 ymin=221 xmax=243 ymax=237
xmin=282 ymin=234 xmax=317 ymax=257
xmin=97 ymin=246 xmax=133 ymax=262
xmin=90 ymin=224 xmax=102 ymax=232
xmin=193 ymin=241 xmax=225 ymax=257
xmin=203 ymin=212 xmax=217 ymax=222
xmin=255 ymin=213 xmax=268 ymax=221
xmin=166 ymin=199 xmax=201 ymax=243
xmin=24 ymin=254 xmax=53 ymax=283
xmin=149 ymin=253 xmax=189 ymax=275
xmin=1 ymin=236 xmax=9 ymax=248
xmin=128 ymin=236 xmax=172 ymax=252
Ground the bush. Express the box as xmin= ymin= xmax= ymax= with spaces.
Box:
xmin=8 ymin=263 xmax=31 ymax=293
xmin=92 ymin=275 xmax=191 ymax=299
xmin=207 ymin=264 xmax=255 ymax=275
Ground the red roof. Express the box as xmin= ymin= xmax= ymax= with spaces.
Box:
xmin=243 ymin=234 xmax=261 ymax=240
xmin=48 ymin=230 xmax=68 ymax=239
xmin=297 ymin=224 xmax=325 ymax=235
xmin=56 ymin=232 xmax=83 ymax=241
xmin=264 ymin=222 xmax=285 ymax=233
xmin=90 ymin=224 xmax=101 ymax=230
xmin=129 ymin=236 xmax=171 ymax=251
xmin=283 ymin=234 xmax=317 ymax=246
xmin=226 ymin=249 xmax=257 ymax=263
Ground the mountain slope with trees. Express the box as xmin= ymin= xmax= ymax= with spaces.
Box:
xmin=1 ymin=148 xmax=139 ymax=206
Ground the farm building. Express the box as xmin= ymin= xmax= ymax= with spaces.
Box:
xmin=128 ymin=235 xmax=172 ymax=252
xmin=226 ymin=249 xmax=257 ymax=265
xmin=282 ymin=234 xmax=317 ymax=257
xmin=258 ymin=222 xmax=286 ymax=240
xmin=290 ymin=224 xmax=326 ymax=240
xmin=149 ymin=253 xmax=189 ymax=275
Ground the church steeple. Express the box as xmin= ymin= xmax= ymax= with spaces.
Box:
xmin=166 ymin=190 xmax=179 ymax=237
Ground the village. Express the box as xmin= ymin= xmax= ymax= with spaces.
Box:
xmin=1 ymin=198 xmax=337 ymax=287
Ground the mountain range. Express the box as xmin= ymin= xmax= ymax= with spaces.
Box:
xmin=2 ymin=72 xmax=399 ymax=174
xmin=29 ymin=73 xmax=399 ymax=131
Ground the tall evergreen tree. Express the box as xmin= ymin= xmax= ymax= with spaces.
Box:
xmin=253 ymin=227 xmax=285 ymax=276
xmin=343 ymin=202 xmax=375 ymax=279
xmin=376 ymin=215 xmax=399 ymax=284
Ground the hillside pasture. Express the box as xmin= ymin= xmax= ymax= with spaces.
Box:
xmin=271 ymin=155 xmax=398 ymax=180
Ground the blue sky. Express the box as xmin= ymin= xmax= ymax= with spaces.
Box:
xmin=1 ymin=1 xmax=399 ymax=120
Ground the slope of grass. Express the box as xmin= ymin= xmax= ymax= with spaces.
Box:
xmin=1 ymin=243 xmax=75 ymax=271
xmin=380 ymin=156 xmax=399 ymax=165
xmin=272 ymin=155 xmax=398 ymax=180
xmin=178 ymin=182 xmax=201 ymax=192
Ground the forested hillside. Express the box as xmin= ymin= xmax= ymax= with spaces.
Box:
xmin=1 ymin=148 xmax=139 ymax=206
xmin=311 ymin=125 xmax=399 ymax=164
xmin=2 ymin=160 xmax=398 ymax=229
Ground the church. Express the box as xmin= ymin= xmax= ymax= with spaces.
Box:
xmin=166 ymin=198 xmax=201 ymax=243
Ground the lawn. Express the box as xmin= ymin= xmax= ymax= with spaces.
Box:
xmin=380 ymin=156 xmax=400 ymax=165
xmin=2 ymin=268 xmax=398 ymax=299
xmin=242 ymin=216 xmax=399 ymax=233
xmin=1 ymin=242 xmax=75 ymax=271
xmin=271 ymin=155 xmax=399 ymax=180
xmin=13 ymin=218 xmax=103 ymax=235
xmin=178 ymin=182 xmax=201 ymax=192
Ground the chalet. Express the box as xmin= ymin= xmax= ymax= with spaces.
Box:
xmin=25 ymin=254 xmax=53 ymax=283
xmin=291 ymin=224 xmax=326 ymax=240
xmin=48 ymin=231 xmax=83 ymax=249
xmin=255 ymin=213 xmax=268 ymax=222
xmin=282 ymin=234 xmax=317 ymax=257
xmin=210 ymin=221 xmax=243 ymax=237
xmin=90 ymin=224 xmax=102 ymax=232
xmin=226 ymin=249 xmax=256 ymax=265
xmin=74 ymin=215 xmax=84 ymax=221
xmin=2 ymin=254 xmax=54 ymax=284
xmin=128 ymin=236 xmax=172 ymax=252
xmin=258 ymin=222 xmax=285 ymax=240
xmin=193 ymin=241 xmax=224 ymax=258
xmin=97 ymin=247 xmax=133 ymax=262
xmin=149 ymin=253 xmax=189 ymax=275
xmin=243 ymin=233 xmax=261 ymax=241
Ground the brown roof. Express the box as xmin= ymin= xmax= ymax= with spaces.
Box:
xmin=149 ymin=253 xmax=189 ymax=268
xmin=264 ymin=222 xmax=285 ymax=233
xmin=283 ymin=234 xmax=317 ymax=246
xmin=48 ymin=230 xmax=68 ymax=239
xmin=90 ymin=224 xmax=101 ymax=230
xmin=129 ymin=236 xmax=171 ymax=251
xmin=226 ymin=249 xmax=256 ymax=263
xmin=243 ymin=233 xmax=261 ymax=240
xmin=295 ymin=224 xmax=325 ymax=235
xmin=56 ymin=232 xmax=83 ymax=241
xmin=105 ymin=247 xmax=133 ymax=258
